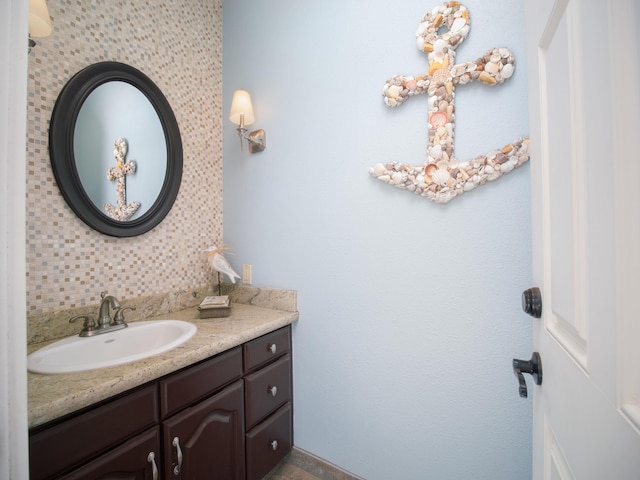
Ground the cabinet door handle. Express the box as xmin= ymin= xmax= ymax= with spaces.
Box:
xmin=172 ymin=436 xmax=183 ymax=475
xmin=147 ymin=452 xmax=158 ymax=480
xmin=268 ymin=385 xmax=278 ymax=397
xmin=268 ymin=343 xmax=277 ymax=354
xmin=270 ymin=440 xmax=278 ymax=451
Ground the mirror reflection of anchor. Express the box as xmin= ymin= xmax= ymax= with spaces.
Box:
xmin=104 ymin=138 xmax=141 ymax=221
xmin=370 ymin=1 xmax=529 ymax=204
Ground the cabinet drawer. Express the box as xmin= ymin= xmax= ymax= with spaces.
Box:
xmin=246 ymin=403 xmax=293 ymax=480
xmin=244 ymin=354 xmax=291 ymax=429
xmin=29 ymin=383 xmax=158 ymax=480
xmin=243 ymin=326 xmax=291 ymax=373
xmin=160 ymin=346 xmax=242 ymax=418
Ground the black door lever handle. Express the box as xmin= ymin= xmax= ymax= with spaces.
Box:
xmin=512 ymin=352 xmax=542 ymax=398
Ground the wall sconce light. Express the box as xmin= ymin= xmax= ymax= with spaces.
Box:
xmin=28 ymin=0 xmax=53 ymax=52
xmin=229 ymin=89 xmax=266 ymax=153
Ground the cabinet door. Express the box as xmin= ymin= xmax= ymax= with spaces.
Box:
xmin=162 ymin=379 xmax=245 ymax=480
xmin=59 ymin=427 xmax=161 ymax=480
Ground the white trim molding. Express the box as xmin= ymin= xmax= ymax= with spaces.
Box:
xmin=0 ymin=0 xmax=29 ymax=477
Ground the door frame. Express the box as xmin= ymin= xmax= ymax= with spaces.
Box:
xmin=0 ymin=0 xmax=30 ymax=477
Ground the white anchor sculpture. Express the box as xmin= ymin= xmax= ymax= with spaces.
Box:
xmin=104 ymin=138 xmax=141 ymax=221
xmin=370 ymin=2 xmax=529 ymax=203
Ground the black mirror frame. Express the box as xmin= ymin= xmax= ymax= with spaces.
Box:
xmin=49 ymin=61 xmax=183 ymax=237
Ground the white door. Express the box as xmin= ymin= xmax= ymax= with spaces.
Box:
xmin=525 ymin=0 xmax=640 ymax=478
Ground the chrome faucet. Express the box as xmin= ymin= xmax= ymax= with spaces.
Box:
xmin=69 ymin=292 xmax=135 ymax=337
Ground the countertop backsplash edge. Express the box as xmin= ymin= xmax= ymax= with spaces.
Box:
xmin=27 ymin=284 xmax=297 ymax=345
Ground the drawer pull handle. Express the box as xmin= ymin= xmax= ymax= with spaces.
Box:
xmin=148 ymin=452 xmax=159 ymax=480
xmin=268 ymin=385 xmax=278 ymax=397
xmin=268 ymin=343 xmax=277 ymax=354
xmin=271 ymin=440 xmax=279 ymax=451
xmin=172 ymin=436 xmax=183 ymax=475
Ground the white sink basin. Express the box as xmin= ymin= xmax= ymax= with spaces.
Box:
xmin=28 ymin=320 xmax=197 ymax=374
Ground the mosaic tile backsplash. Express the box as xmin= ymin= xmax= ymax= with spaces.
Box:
xmin=26 ymin=0 xmax=223 ymax=316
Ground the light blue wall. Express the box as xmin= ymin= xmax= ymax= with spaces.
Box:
xmin=223 ymin=1 xmax=532 ymax=478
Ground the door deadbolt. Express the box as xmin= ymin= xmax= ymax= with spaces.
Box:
xmin=522 ymin=287 xmax=542 ymax=318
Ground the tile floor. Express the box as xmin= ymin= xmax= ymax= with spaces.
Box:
xmin=265 ymin=448 xmax=363 ymax=480
xmin=268 ymin=462 xmax=322 ymax=480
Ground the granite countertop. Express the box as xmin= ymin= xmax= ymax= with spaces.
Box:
xmin=28 ymin=302 xmax=299 ymax=428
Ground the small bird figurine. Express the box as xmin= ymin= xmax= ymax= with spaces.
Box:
xmin=203 ymin=245 xmax=241 ymax=283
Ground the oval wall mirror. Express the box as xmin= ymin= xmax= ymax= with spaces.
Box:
xmin=49 ymin=61 xmax=183 ymax=237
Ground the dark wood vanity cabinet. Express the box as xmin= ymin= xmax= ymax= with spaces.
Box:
xmin=29 ymin=326 xmax=293 ymax=480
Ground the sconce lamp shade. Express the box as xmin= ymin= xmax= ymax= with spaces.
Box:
xmin=29 ymin=0 xmax=53 ymax=37
xmin=229 ymin=89 xmax=255 ymax=126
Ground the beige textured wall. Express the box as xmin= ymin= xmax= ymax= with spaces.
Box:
xmin=26 ymin=0 xmax=223 ymax=315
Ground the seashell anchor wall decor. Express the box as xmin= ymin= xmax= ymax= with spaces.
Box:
xmin=104 ymin=138 xmax=141 ymax=221
xmin=369 ymin=1 xmax=530 ymax=204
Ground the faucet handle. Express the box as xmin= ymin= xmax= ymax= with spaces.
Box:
xmin=69 ymin=314 xmax=97 ymax=336
xmin=113 ymin=306 xmax=135 ymax=325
